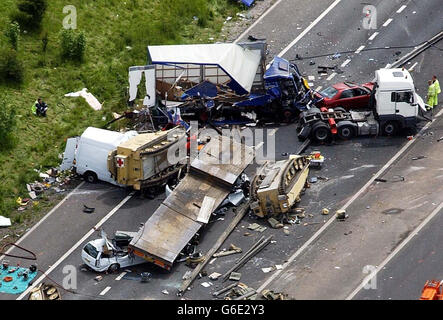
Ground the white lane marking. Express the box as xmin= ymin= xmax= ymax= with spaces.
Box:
xmin=308 ymin=76 xmax=315 ymax=81
xmin=315 ymin=86 xmax=323 ymax=92
xmin=234 ymin=0 xmax=284 ymax=43
xmin=256 ymin=108 xmax=443 ymax=294
xmin=115 ymin=272 xmax=127 ymax=281
xmin=17 ymin=192 xmax=135 ymax=300
xmin=269 ymin=128 xmax=277 ymax=136
xmin=408 ymin=62 xmax=418 ymax=71
xmin=99 ymin=286 xmax=112 ymax=296
xmin=0 ymin=181 xmax=85 ymax=260
xmin=355 ymin=45 xmax=365 ymax=54
xmin=397 ymin=5 xmax=407 ymax=13
xmin=277 ymin=0 xmax=342 ymax=58
xmin=326 ymin=72 xmax=337 ymax=81
xmin=382 ymin=18 xmax=393 ymax=27
xmin=346 ymin=201 xmax=443 ymax=300
xmin=368 ymin=32 xmax=379 ymax=41
xmin=341 ymin=59 xmax=351 ymax=68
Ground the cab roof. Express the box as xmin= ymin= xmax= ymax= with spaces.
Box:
xmin=375 ymin=68 xmax=414 ymax=91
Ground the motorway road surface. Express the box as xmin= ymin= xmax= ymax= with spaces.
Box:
xmin=1 ymin=0 xmax=441 ymax=300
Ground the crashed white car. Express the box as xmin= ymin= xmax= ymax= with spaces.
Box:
xmin=81 ymin=231 xmax=146 ymax=273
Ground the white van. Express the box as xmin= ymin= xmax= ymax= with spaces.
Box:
xmin=60 ymin=127 xmax=138 ymax=184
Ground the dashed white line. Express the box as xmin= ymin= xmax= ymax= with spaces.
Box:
xmin=382 ymin=18 xmax=393 ymax=27
xmin=100 ymin=286 xmax=112 ymax=296
xmin=408 ymin=62 xmax=418 ymax=72
xmin=346 ymin=201 xmax=443 ymax=300
xmin=396 ymin=5 xmax=407 ymax=13
xmin=341 ymin=59 xmax=351 ymax=68
xmin=315 ymin=86 xmax=323 ymax=92
xmin=355 ymin=45 xmax=365 ymax=54
xmin=368 ymin=32 xmax=379 ymax=41
xmin=276 ymin=0 xmax=342 ymax=58
xmin=115 ymin=272 xmax=127 ymax=281
xmin=17 ymin=192 xmax=135 ymax=300
xmin=326 ymin=72 xmax=337 ymax=81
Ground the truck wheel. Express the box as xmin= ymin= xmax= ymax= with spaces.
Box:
xmin=382 ymin=121 xmax=398 ymax=136
xmin=84 ymin=171 xmax=98 ymax=184
xmin=312 ymin=122 xmax=331 ymax=142
xmin=281 ymin=109 xmax=295 ymax=123
xmin=337 ymin=125 xmax=355 ymax=140
xmin=334 ymin=107 xmax=347 ymax=113
xmin=108 ymin=263 xmax=120 ymax=273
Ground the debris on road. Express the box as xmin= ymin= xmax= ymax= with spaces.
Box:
xmin=322 ymin=208 xmax=330 ymax=215
xmin=212 ymin=283 xmax=238 ymax=297
xmin=267 ymin=217 xmax=283 ymax=229
xmin=412 ymin=155 xmax=427 ymax=160
xmin=83 ymin=205 xmax=95 ymax=214
xmin=229 ymin=272 xmax=242 ymax=281
xmin=162 ymin=290 xmax=169 ymax=295
xmin=336 ymin=209 xmax=348 ymax=221
xmin=201 ymin=282 xmax=213 ymax=288
xmin=213 ymin=244 xmax=242 ymax=258
xmin=94 ymin=276 xmax=103 ymax=282
xmin=262 ymin=289 xmax=288 ymax=300
xmin=208 ymin=272 xmax=222 ymax=280
xmin=247 ymin=223 xmax=267 ymax=232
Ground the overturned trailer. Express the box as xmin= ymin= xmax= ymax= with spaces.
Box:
xmin=128 ymin=135 xmax=255 ymax=270
xmin=128 ymin=42 xmax=315 ymax=126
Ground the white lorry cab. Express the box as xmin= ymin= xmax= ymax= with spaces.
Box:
xmin=60 ymin=127 xmax=138 ymax=184
xmin=373 ymin=68 xmax=426 ymax=134
xmin=82 ymin=231 xmax=146 ymax=273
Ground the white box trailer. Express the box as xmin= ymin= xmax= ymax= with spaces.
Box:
xmin=60 ymin=127 xmax=138 ymax=184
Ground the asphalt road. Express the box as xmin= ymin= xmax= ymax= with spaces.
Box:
xmin=1 ymin=0 xmax=441 ymax=301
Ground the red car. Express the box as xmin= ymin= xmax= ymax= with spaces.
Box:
xmin=315 ymin=81 xmax=374 ymax=110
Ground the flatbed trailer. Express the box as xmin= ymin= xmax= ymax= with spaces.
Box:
xmin=128 ymin=135 xmax=255 ymax=270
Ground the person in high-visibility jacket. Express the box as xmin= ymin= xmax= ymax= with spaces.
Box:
xmin=432 ymin=75 xmax=440 ymax=105
xmin=426 ymin=80 xmax=436 ymax=110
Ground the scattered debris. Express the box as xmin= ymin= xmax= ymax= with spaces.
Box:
xmin=336 ymin=209 xmax=348 ymax=221
xmin=162 ymin=290 xmax=169 ymax=295
xmin=208 ymin=272 xmax=222 ymax=280
xmin=412 ymin=155 xmax=427 ymax=160
xmin=262 ymin=289 xmax=288 ymax=300
xmin=94 ymin=276 xmax=103 ymax=282
xmin=0 ymin=216 xmax=11 ymax=227
xmin=322 ymin=208 xmax=330 ymax=215
xmin=83 ymin=205 xmax=95 ymax=214
xmin=182 ymin=271 xmax=192 ymax=280
xmin=437 ymin=137 xmax=443 ymax=142
xmin=212 ymin=283 xmax=238 ymax=297
xmin=247 ymin=223 xmax=267 ymax=232
xmin=229 ymin=272 xmax=242 ymax=281
xmin=213 ymin=244 xmax=242 ymax=258
xmin=65 ymin=88 xmax=102 ymax=111
xmin=309 ymin=177 xmax=318 ymax=183
xmin=201 ymin=282 xmax=213 ymax=288
xmin=267 ymin=217 xmax=283 ymax=229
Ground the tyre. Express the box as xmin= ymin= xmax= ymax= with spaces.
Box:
xmin=306 ymin=107 xmax=321 ymax=115
xmin=281 ymin=108 xmax=295 ymax=123
xmin=382 ymin=121 xmax=398 ymax=136
xmin=297 ymin=124 xmax=311 ymax=141
xmin=84 ymin=171 xmax=98 ymax=184
xmin=337 ymin=125 xmax=356 ymax=140
xmin=334 ymin=107 xmax=347 ymax=113
xmin=108 ymin=263 xmax=120 ymax=273
xmin=312 ymin=121 xmax=331 ymax=142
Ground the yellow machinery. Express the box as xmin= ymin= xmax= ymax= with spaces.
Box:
xmin=250 ymin=155 xmax=310 ymax=217
xmin=107 ymin=127 xmax=187 ymax=192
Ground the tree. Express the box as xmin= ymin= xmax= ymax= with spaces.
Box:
xmin=59 ymin=29 xmax=86 ymax=61
xmin=0 ymin=96 xmax=17 ymax=150
xmin=0 ymin=48 xmax=24 ymax=83
xmin=10 ymin=0 xmax=47 ymax=31
xmin=4 ymin=22 xmax=20 ymax=50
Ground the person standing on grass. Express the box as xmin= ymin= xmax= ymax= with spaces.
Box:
xmin=432 ymin=75 xmax=440 ymax=106
xmin=426 ymin=80 xmax=436 ymax=110
xmin=32 ymin=98 xmax=48 ymax=116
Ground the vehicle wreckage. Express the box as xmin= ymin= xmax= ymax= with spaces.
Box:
xmin=127 ymin=41 xmax=316 ymax=127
